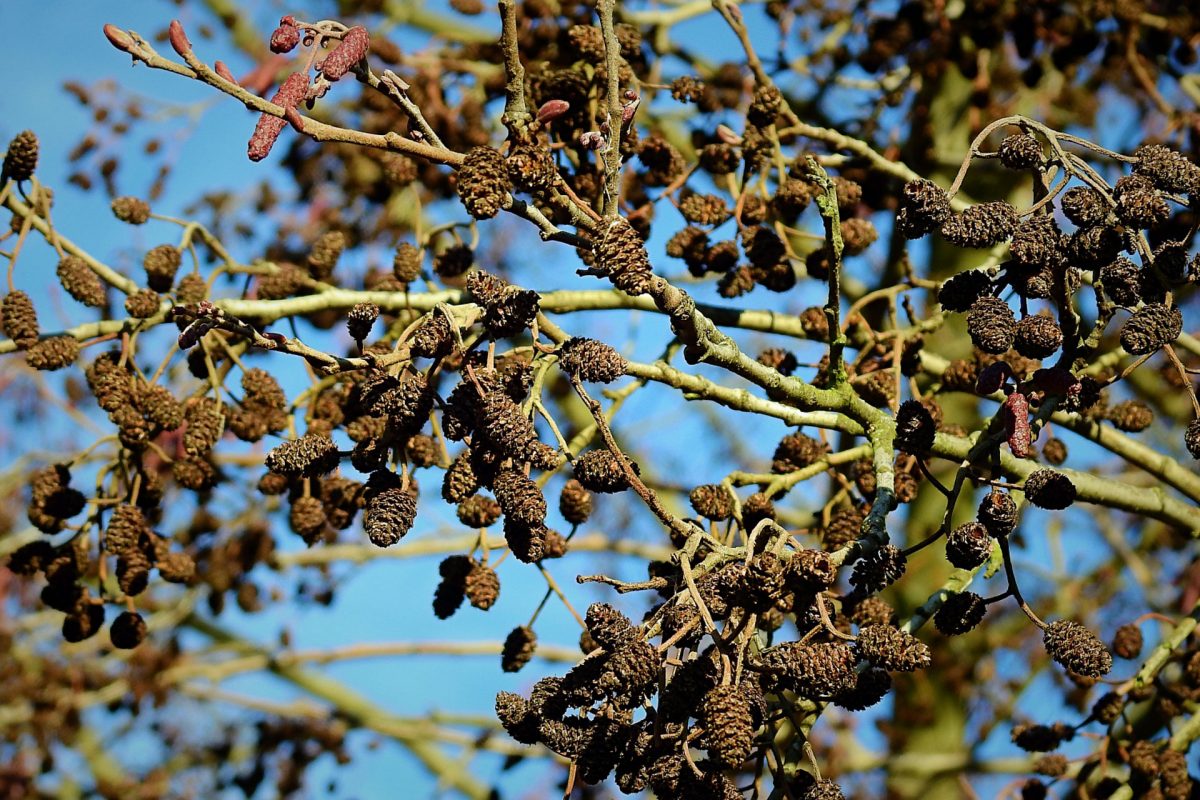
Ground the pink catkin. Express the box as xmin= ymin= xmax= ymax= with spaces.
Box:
xmin=1003 ymin=392 xmax=1031 ymax=457
xmin=270 ymin=17 xmax=300 ymax=54
xmin=320 ymin=26 xmax=370 ymax=81
xmin=247 ymin=72 xmax=310 ymax=162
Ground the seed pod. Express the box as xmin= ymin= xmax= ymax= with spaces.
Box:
xmin=574 ymin=449 xmax=636 ymax=493
xmin=1134 ymin=143 xmax=1200 ymax=195
xmin=557 ymin=337 xmax=627 ymax=383
xmin=3 ymin=130 xmax=38 ymax=181
xmin=937 ymin=269 xmax=993 ymax=313
xmin=1186 ymin=419 xmax=1200 ymax=459
xmin=289 ymin=496 xmax=327 ymax=544
xmin=110 ymin=611 xmax=148 ymax=649
xmin=945 ymin=522 xmax=993 ymax=570
xmin=1023 ymin=468 xmax=1076 ymax=509
xmin=321 ymin=26 xmax=370 ymax=81
xmin=1120 ymin=303 xmax=1182 ymax=355
xmin=501 ymin=625 xmax=537 ymax=672
xmin=1013 ymin=315 xmax=1063 ymax=360
xmin=998 ymin=133 xmax=1043 ymax=170
xmin=57 ymin=256 xmax=106 ymax=307
xmin=558 ymin=478 xmax=592 ymax=524
xmin=848 ymin=544 xmax=906 ymax=594
xmin=896 ymin=178 xmax=952 ymax=238
xmin=1060 ymin=186 xmax=1108 ymax=227
xmin=967 ymin=296 xmax=1016 ymax=354
xmin=855 ymin=624 xmax=931 ymax=672
xmin=940 ymin=201 xmax=1018 ymax=249
xmin=347 ymin=302 xmax=379 ymax=343
xmin=182 ymin=397 xmax=224 ymax=455
xmin=1098 ymin=258 xmax=1142 ymax=308
xmin=363 ymin=486 xmax=417 ymax=547
xmin=934 ymin=591 xmax=988 ymax=635
xmin=700 ymin=686 xmax=754 ymax=767
xmin=1043 ymin=619 xmax=1112 ymax=677
xmin=1003 ymin=392 xmax=1032 ymax=458
xmin=1112 ymin=623 xmax=1143 ymax=659
xmin=307 ymin=231 xmax=347 ymax=281
xmin=464 ymin=561 xmax=500 ymax=610
xmin=264 ymin=433 xmax=339 ymax=477
xmin=433 ymin=555 xmax=471 ymax=619
xmin=2 ymin=290 xmax=40 ymax=348
xmin=25 ymin=337 xmax=79 ymax=371
xmin=111 ymin=196 xmax=151 ymax=224
xmin=689 ymin=484 xmax=733 ymax=521
xmin=594 ymin=216 xmax=653 ymax=296
xmin=895 ymin=400 xmax=936 ymax=453
xmin=1106 ymin=400 xmax=1153 ymax=432
xmin=456 ymin=146 xmax=510 ymax=220
xmin=771 ymin=431 xmax=829 ymax=473
xmin=143 ymin=244 xmax=182 ymax=292
xmin=124 ymin=289 xmax=160 ymax=319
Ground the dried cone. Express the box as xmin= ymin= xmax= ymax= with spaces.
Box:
xmin=347 ymin=302 xmax=379 ymax=343
xmin=1023 ymin=469 xmax=1076 ymax=510
xmin=595 ymin=216 xmax=653 ymax=296
xmin=56 ymin=256 xmax=106 ymax=308
xmin=854 ymin=624 xmax=931 ymax=672
xmin=1043 ymin=620 xmax=1112 ymax=677
xmin=558 ymin=478 xmax=592 ymax=524
xmin=109 ymin=611 xmax=147 ymax=649
xmin=3 ymin=130 xmax=38 ymax=181
xmin=2 ymin=290 xmax=40 ymax=348
xmin=558 ymin=337 xmax=627 ymax=383
xmin=501 ymin=625 xmax=537 ymax=672
xmin=364 ymin=487 xmax=417 ymax=547
xmin=700 ymin=686 xmax=754 ymax=767
xmin=464 ymin=561 xmax=500 ymax=610
xmin=457 ymin=146 xmax=510 ymax=220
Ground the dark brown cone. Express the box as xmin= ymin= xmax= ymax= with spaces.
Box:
xmin=308 ymin=231 xmax=346 ymax=281
xmin=501 ymin=625 xmax=537 ymax=672
xmin=143 ymin=245 xmax=182 ymax=292
xmin=503 ymin=516 xmax=547 ymax=563
xmin=585 ymin=603 xmax=639 ymax=651
xmin=1106 ymin=400 xmax=1153 ymax=432
xmin=558 ymin=478 xmax=592 ymax=524
xmin=998 ymin=133 xmax=1043 ymax=169
xmin=288 ymin=496 xmax=327 ymax=544
xmin=558 ymin=337 xmax=627 ymax=383
xmin=433 ymin=555 xmax=471 ymax=619
xmin=967 ymin=296 xmax=1016 ymax=355
xmin=25 ymin=337 xmax=79 ymax=371
xmin=265 ymin=433 xmax=339 ymax=478
xmin=410 ymin=313 xmax=453 ymax=359
xmin=464 ymin=561 xmax=500 ymax=610
xmin=701 ymin=685 xmax=754 ymax=767
xmin=346 ymin=302 xmax=379 ymax=343
xmin=457 ymin=494 xmax=501 ymax=528
xmin=110 ymin=611 xmax=148 ymax=649
xmin=848 ymin=544 xmax=906 ymax=594
xmin=493 ymin=468 xmax=546 ymax=526
xmin=759 ymin=642 xmax=856 ymax=699
xmin=1112 ymin=623 xmax=1143 ymax=659
xmin=457 ymin=146 xmax=510 ymax=220
xmin=1043 ymin=620 xmax=1112 ymax=677
xmin=574 ymin=449 xmax=636 ymax=493
xmin=1014 ymin=315 xmax=1063 ymax=360
xmin=392 ymin=242 xmax=422 ymax=283
xmin=934 ymin=591 xmax=988 ymax=635
xmin=441 ymin=452 xmax=480 ymax=504
xmin=854 ymin=624 xmax=931 ymax=672
xmin=945 ymin=521 xmax=993 ymax=570
xmin=3 ymin=130 xmax=38 ymax=181
xmin=978 ymin=490 xmax=1018 ymax=536
xmin=940 ymin=201 xmax=1018 ymax=248
xmin=771 ymin=432 xmax=828 ymax=473
xmin=105 ymin=504 xmax=147 ymax=556
xmin=364 ymin=486 xmax=417 ymax=547
xmin=111 ymin=196 xmax=151 ymax=224
xmin=1023 ymin=469 xmax=1076 ymax=510
xmin=594 ymin=217 xmax=653 ymax=295
xmin=124 ymin=289 xmax=160 ymax=319
xmin=689 ymin=484 xmax=733 ymax=521
xmin=895 ymin=400 xmax=936 ymax=453
xmin=832 ymin=666 xmax=892 ymax=711
xmin=1120 ymin=303 xmax=1182 ymax=355
xmin=1186 ymin=419 xmax=1200 ymax=459
xmin=57 ymin=256 xmax=106 ymax=307
xmin=2 ymin=290 xmax=39 ymax=348
xmin=1060 ymin=187 xmax=1108 ymax=227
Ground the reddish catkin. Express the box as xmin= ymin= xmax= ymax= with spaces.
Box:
xmin=247 ymin=73 xmax=309 ymax=162
xmin=321 ymin=26 xmax=370 ymax=81
xmin=1003 ymin=392 xmax=1031 ymax=457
